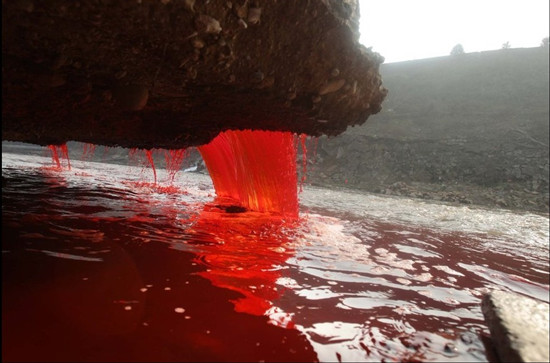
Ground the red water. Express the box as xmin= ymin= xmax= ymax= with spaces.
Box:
xmin=47 ymin=144 xmax=71 ymax=170
xmin=198 ymin=130 xmax=298 ymax=218
xmin=164 ymin=149 xmax=187 ymax=183
xmin=59 ymin=144 xmax=71 ymax=170
xmin=191 ymin=206 xmax=300 ymax=319
xmin=127 ymin=147 xmax=189 ymax=187
xmin=2 ymin=152 xmax=549 ymax=362
xmin=129 ymin=148 xmax=158 ymax=185
xmin=144 ymin=150 xmax=157 ymax=184
xmin=298 ymin=134 xmax=308 ymax=192
xmin=47 ymin=145 xmax=61 ymax=168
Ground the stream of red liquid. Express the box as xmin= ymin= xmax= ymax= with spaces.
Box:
xmin=47 ymin=144 xmax=71 ymax=170
xmin=129 ymin=148 xmax=158 ymax=185
xmin=298 ymin=134 xmax=307 ymax=192
xmin=59 ymin=144 xmax=71 ymax=170
xmin=198 ymin=130 xmax=298 ymax=218
xmin=164 ymin=149 xmax=187 ymax=183
xmin=47 ymin=145 xmax=61 ymax=168
xmin=144 ymin=150 xmax=157 ymax=184
xmin=45 ymin=132 xmax=300 ymax=216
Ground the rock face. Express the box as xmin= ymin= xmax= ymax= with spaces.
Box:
xmin=2 ymin=0 xmax=386 ymax=149
xmin=482 ymin=290 xmax=550 ymax=363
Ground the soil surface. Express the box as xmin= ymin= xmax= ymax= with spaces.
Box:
xmin=306 ymin=48 xmax=549 ymax=215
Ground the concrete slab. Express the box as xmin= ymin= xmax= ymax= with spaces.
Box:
xmin=482 ymin=290 xmax=549 ymax=362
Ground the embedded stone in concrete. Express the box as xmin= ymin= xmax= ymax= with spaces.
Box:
xmin=2 ymin=0 xmax=386 ymax=149
xmin=482 ymin=290 xmax=550 ymax=363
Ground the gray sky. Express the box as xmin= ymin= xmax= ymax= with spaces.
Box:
xmin=358 ymin=0 xmax=550 ymax=63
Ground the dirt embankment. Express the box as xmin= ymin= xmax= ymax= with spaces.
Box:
xmin=306 ymin=47 xmax=550 ymax=215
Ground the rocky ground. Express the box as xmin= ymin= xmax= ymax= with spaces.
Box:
xmin=341 ymin=180 xmax=549 ymax=216
xmin=306 ymin=136 xmax=549 ymax=216
xmin=305 ymin=48 xmax=549 ymax=216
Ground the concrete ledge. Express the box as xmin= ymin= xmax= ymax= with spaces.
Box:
xmin=482 ymin=290 xmax=549 ymax=362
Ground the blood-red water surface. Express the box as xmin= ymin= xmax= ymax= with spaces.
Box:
xmin=2 ymin=145 xmax=549 ymax=362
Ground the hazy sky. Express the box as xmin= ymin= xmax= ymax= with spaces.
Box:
xmin=358 ymin=0 xmax=550 ymax=63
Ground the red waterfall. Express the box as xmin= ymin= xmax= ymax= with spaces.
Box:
xmin=47 ymin=145 xmax=61 ymax=168
xmin=198 ymin=130 xmax=298 ymax=218
xmin=47 ymin=144 xmax=71 ymax=170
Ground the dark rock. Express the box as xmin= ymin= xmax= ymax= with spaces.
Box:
xmin=112 ymin=85 xmax=149 ymax=111
xmin=443 ymin=342 xmax=457 ymax=353
xmin=2 ymin=0 xmax=386 ymax=149
xmin=459 ymin=332 xmax=475 ymax=345
xmin=225 ymin=205 xmax=247 ymax=213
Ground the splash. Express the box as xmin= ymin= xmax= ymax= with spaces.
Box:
xmin=124 ymin=148 xmax=190 ymax=194
xmin=198 ymin=130 xmax=298 ymax=218
xmin=164 ymin=148 xmax=187 ymax=183
xmin=129 ymin=148 xmax=157 ymax=184
xmin=47 ymin=144 xmax=71 ymax=170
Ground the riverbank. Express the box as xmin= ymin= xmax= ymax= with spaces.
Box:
xmin=307 ymin=179 xmax=549 ymax=217
xmin=305 ymin=48 xmax=549 ymax=216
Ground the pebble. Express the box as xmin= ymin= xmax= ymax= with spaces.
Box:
xmin=195 ymin=15 xmax=222 ymax=34
xmin=235 ymin=3 xmax=248 ymax=19
xmin=192 ymin=38 xmax=205 ymax=49
xmin=444 ymin=342 xmax=457 ymax=353
xmin=460 ymin=332 xmax=474 ymax=344
xmin=251 ymin=70 xmax=264 ymax=83
xmin=238 ymin=18 xmax=248 ymax=29
xmin=49 ymin=74 xmax=66 ymax=88
xmin=183 ymin=0 xmax=195 ymax=12
xmin=319 ymin=79 xmax=346 ymax=95
xmin=112 ymin=84 xmax=149 ymax=111
xmin=247 ymin=7 xmax=261 ymax=24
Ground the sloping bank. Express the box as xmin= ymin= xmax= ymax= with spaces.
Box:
xmin=307 ymin=47 xmax=549 ymax=215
